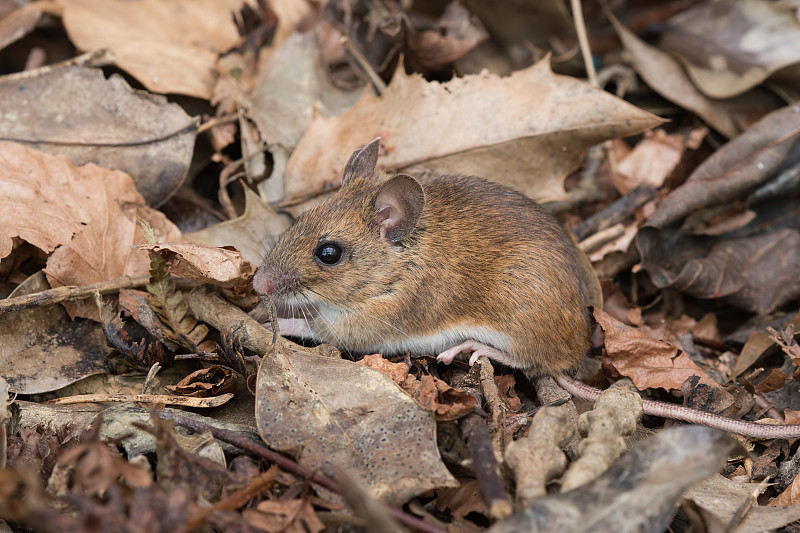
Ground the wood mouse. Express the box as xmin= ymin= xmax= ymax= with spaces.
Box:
xmin=253 ymin=139 xmax=800 ymax=440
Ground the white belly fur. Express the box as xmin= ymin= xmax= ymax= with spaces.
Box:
xmin=358 ymin=325 xmax=512 ymax=356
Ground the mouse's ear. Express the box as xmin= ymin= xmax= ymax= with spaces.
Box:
xmin=342 ymin=138 xmax=380 ymax=187
xmin=374 ymin=174 xmax=425 ymax=243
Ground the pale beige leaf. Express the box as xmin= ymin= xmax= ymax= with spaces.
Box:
xmin=55 ymin=0 xmax=244 ymax=98
xmin=284 ymin=59 xmax=662 ymax=204
xmin=184 ymin=187 xmax=289 ymax=266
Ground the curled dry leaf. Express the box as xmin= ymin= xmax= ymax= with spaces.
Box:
xmin=608 ymin=12 xmax=740 ymax=139
xmin=284 ymin=58 xmax=662 ymax=204
xmin=594 ymin=309 xmax=713 ymax=391
xmin=139 ymin=243 xmax=254 ymax=289
xmin=646 ymin=105 xmax=800 ymax=228
xmin=168 ymin=366 xmax=238 ymax=398
xmin=491 ymin=426 xmax=740 ymax=533
xmin=0 ymin=2 xmax=47 ymax=51
xmin=255 ymin=342 xmax=457 ymax=505
xmin=0 ymin=142 xmax=181 ymax=320
xmin=659 ymin=0 xmax=800 ymax=99
xmin=55 ymin=0 xmax=244 ymax=99
xmin=639 ymin=226 xmax=800 ymax=315
xmin=0 ymin=66 xmax=196 ymax=206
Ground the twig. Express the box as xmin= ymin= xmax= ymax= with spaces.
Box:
xmin=570 ymin=0 xmax=598 ymax=87
xmin=341 ymin=36 xmax=387 ymax=95
xmin=578 ymin=223 xmax=625 ymax=253
xmin=46 ymin=393 xmax=234 ymax=408
xmin=461 ymin=412 xmax=513 ymax=519
xmin=572 ymin=184 xmax=657 ymax=241
xmin=161 ymin=412 xmax=448 ymax=533
xmin=0 ymin=275 xmax=150 ymax=313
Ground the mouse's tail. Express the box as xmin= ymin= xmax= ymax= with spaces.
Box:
xmin=553 ymin=373 xmax=800 ymax=440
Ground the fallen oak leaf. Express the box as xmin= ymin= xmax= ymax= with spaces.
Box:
xmin=138 ymin=243 xmax=254 ymax=289
xmin=594 ymin=309 xmax=714 ymax=391
xmin=284 ymin=58 xmax=662 ymax=205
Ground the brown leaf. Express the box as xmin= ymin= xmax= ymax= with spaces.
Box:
xmin=254 ymin=342 xmax=457 ymax=505
xmin=595 ymin=309 xmax=713 ymax=391
xmin=613 ymin=128 xmax=707 ymax=195
xmin=0 ymin=66 xmax=196 ymax=206
xmin=659 ymin=0 xmax=800 ymax=99
xmin=248 ymin=31 xmax=362 ymax=151
xmin=55 ymin=0 xmax=244 ymax=99
xmin=284 ymin=58 xmax=662 ymax=204
xmin=139 ymin=243 xmax=254 ymax=289
xmin=0 ymin=2 xmax=47 ymax=51
xmin=638 ymin=226 xmax=800 ymax=315
xmin=609 ymin=12 xmax=740 ymax=138
xmin=646 ymin=105 xmax=800 ymax=228
xmin=0 ymin=142 xmax=181 ymax=320
xmin=243 ymin=499 xmax=324 ymax=533
xmin=0 ymin=271 xmax=111 ymax=394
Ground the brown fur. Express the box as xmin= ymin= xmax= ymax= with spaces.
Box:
xmin=254 ymin=166 xmax=591 ymax=376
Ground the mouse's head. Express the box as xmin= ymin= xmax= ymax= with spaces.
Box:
xmin=253 ymin=139 xmax=425 ymax=322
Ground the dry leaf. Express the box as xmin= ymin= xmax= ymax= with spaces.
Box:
xmin=55 ymin=0 xmax=244 ymax=98
xmin=595 ymin=309 xmax=713 ymax=391
xmin=284 ymin=58 xmax=662 ymax=204
xmin=0 ymin=142 xmax=181 ymax=319
xmin=639 ymin=226 xmax=800 ymax=315
xmin=243 ymin=499 xmax=324 ymax=533
xmin=613 ymin=128 xmax=707 ymax=195
xmin=609 ymin=12 xmax=740 ymax=139
xmin=139 ymin=243 xmax=254 ymax=289
xmin=183 ymin=187 xmax=289 ymax=266
xmin=659 ymin=0 xmax=800 ymax=99
xmin=255 ymin=342 xmax=457 ymax=505
xmin=0 ymin=66 xmax=196 ymax=207
xmin=249 ymin=31 xmax=362 ymax=151
xmin=0 ymin=271 xmax=110 ymax=394
xmin=647 ymin=105 xmax=800 ymax=228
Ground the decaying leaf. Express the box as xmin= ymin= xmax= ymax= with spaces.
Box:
xmin=168 ymin=366 xmax=238 ymax=398
xmin=490 ymin=426 xmax=741 ymax=533
xmin=0 ymin=271 xmax=111 ymax=394
xmin=55 ymin=0 xmax=244 ymax=98
xmin=659 ymin=0 xmax=800 ymax=99
xmin=638 ymin=226 xmax=800 ymax=315
xmin=255 ymin=342 xmax=457 ymax=505
xmin=595 ymin=309 xmax=713 ymax=391
xmin=0 ymin=66 xmax=196 ymax=206
xmin=284 ymin=58 xmax=662 ymax=204
xmin=647 ymin=105 xmax=800 ymax=228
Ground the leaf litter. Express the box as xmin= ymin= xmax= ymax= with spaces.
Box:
xmin=3 ymin=1 xmax=800 ymax=532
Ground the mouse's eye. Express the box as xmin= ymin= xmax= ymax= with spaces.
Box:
xmin=314 ymin=242 xmax=344 ymax=266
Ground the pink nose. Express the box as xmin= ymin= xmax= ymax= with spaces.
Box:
xmin=252 ymin=268 xmax=276 ymax=295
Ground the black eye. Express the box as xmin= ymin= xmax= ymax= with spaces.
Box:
xmin=314 ymin=242 xmax=344 ymax=266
